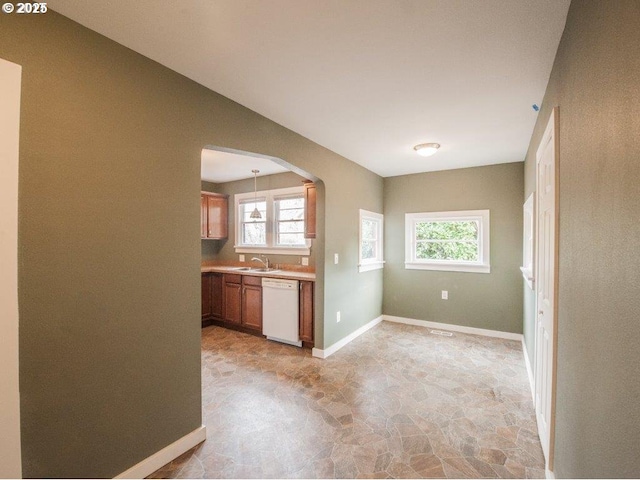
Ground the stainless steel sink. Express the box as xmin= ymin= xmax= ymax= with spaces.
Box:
xmin=230 ymin=267 xmax=251 ymax=271
xmin=249 ymin=268 xmax=281 ymax=273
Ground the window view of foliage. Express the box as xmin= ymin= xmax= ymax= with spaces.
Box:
xmin=415 ymin=220 xmax=479 ymax=261
xmin=276 ymin=197 xmax=305 ymax=245
xmin=242 ymin=201 xmax=266 ymax=245
xmin=361 ymin=218 xmax=378 ymax=259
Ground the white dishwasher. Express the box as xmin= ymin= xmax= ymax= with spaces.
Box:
xmin=262 ymin=278 xmax=301 ymax=347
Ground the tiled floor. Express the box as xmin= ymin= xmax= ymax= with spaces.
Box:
xmin=150 ymin=322 xmax=545 ymax=479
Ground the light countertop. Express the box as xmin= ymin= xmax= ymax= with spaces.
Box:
xmin=201 ymin=265 xmax=315 ymax=282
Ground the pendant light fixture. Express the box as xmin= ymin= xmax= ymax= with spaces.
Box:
xmin=250 ymin=169 xmax=261 ymax=220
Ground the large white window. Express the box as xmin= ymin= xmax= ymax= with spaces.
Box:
xmin=405 ymin=210 xmax=490 ymax=273
xmin=235 ymin=186 xmax=310 ymax=255
xmin=359 ymin=209 xmax=384 ymax=272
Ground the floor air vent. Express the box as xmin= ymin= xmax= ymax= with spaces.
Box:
xmin=430 ymin=330 xmax=453 ymax=337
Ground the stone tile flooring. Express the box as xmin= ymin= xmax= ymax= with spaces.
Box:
xmin=150 ymin=322 xmax=545 ymax=479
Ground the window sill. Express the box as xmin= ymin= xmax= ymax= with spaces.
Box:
xmin=235 ymin=246 xmax=310 ymax=256
xmin=405 ymin=262 xmax=490 ymax=274
xmin=358 ymin=261 xmax=385 ymax=273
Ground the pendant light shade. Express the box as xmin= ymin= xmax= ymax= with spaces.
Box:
xmin=250 ymin=169 xmax=261 ymax=220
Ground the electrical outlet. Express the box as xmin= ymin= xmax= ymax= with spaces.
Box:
xmin=239 ymin=255 xmax=245 ymax=262
xmin=334 ymin=253 xmax=339 ymax=264
xmin=441 ymin=290 xmax=448 ymax=300
xmin=302 ymin=257 xmax=309 ymax=266
xmin=336 ymin=311 xmax=341 ymax=323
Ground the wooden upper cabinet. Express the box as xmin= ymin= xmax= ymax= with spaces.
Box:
xmin=200 ymin=195 xmax=208 ymax=238
xmin=201 ymin=192 xmax=228 ymax=240
xmin=303 ymin=181 xmax=316 ymax=239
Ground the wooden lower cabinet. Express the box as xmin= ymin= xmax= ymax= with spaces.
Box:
xmin=242 ymin=276 xmax=263 ymax=331
xmin=210 ymin=273 xmax=223 ymax=320
xmin=203 ymin=273 xmax=262 ymax=333
xmin=223 ymin=274 xmax=242 ymax=325
xmin=201 ymin=273 xmax=212 ymax=320
xmin=203 ymin=272 xmax=313 ymax=347
xmin=299 ymin=280 xmax=314 ymax=347
xmin=202 ymin=272 xmax=223 ymax=327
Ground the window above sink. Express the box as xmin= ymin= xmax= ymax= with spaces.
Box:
xmin=234 ymin=186 xmax=311 ymax=256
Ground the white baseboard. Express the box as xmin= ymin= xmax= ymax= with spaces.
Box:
xmin=383 ymin=315 xmax=523 ymax=341
xmin=312 ymin=315 xmax=383 ymax=359
xmin=522 ymin=337 xmax=535 ymax=401
xmin=115 ymin=425 xmax=206 ymax=479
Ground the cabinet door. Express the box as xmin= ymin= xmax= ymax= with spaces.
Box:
xmin=200 ymin=194 xmax=207 ymax=239
xmin=207 ymin=195 xmax=228 ymax=239
xmin=210 ymin=272 xmax=223 ymax=320
xmin=304 ymin=182 xmax=316 ymax=239
xmin=242 ymin=284 xmax=263 ymax=331
xmin=201 ymin=274 xmax=212 ymax=320
xmin=224 ymin=280 xmax=242 ymax=325
xmin=299 ymin=281 xmax=314 ymax=343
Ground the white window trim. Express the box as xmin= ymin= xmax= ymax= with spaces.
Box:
xmin=405 ymin=209 xmax=490 ymax=274
xmin=520 ymin=194 xmax=535 ymax=289
xmin=358 ymin=209 xmax=384 ymax=273
xmin=234 ymin=186 xmax=311 ymax=256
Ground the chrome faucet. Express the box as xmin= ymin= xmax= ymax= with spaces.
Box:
xmin=251 ymin=255 xmax=270 ymax=270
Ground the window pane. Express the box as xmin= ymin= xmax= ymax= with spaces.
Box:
xmin=278 ymin=233 xmax=305 ymax=245
xmin=277 ymin=197 xmax=304 ymax=209
xmin=242 ymin=222 xmax=266 ymax=245
xmin=278 ymin=220 xmax=304 ymax=233
xmin=416 ymin=221 xmax=478 ymax=241
xmin=362 ymin=240 xmax=376 ymax=260
xmin=416 ymin=241 xmax=478 ymax=261
xmin=278 ymin=207 xmax=304 ymax=221
xmin=362 ymin=219 xmax=378 ymax=241
xmin=241 ymin=201 xmax=266 ymax=222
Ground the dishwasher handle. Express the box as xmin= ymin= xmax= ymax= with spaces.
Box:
xmin=261 ymin=278 xmax=298 ymax=289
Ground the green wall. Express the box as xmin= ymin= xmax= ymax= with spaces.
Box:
xmin=201 ymin=171 xmax=317 ymax=267
xmin=0 ymin=11 xmax=382 ymax=477
xmin=383 ymin=163 xmax=524 ymax=333
xmin=522 ymin=1 xmax=640 ymax=476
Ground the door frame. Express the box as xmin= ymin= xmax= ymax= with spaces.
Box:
xmin=0 ymin=58 xmax=23 ymax=478
xmin=534 ymin=107 xmax=559 ymax=473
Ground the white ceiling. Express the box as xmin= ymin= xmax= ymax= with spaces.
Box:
xmin=49 ymin=0 xmax=570 ymax=178
xmin=201 ymin=148 xmax=290 ymax=183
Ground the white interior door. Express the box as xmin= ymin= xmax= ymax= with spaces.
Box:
xmin=0 ymin=57 xmax=23 ymax=478
xmin=534 ymin=107 xmax=558 ymax=471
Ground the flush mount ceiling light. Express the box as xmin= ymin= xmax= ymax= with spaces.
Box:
xmin=250 ymin=169 xmax=261 ymax=219
xmin=414 ymin=143 xmax=441 ymax=157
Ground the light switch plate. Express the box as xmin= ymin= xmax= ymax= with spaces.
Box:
xmin=302 ymin=257 xmax=309 ymax=266
xmin=441 ymin=290 xmax=448 ymax=300
xmin=334 ymin=253 xmax=339 ymax=264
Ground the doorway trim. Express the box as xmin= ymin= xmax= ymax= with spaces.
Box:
xmin=0 ymin=58 xmax=23 ymax=478
xmin=534 ymin=107 xmax=559 ymax=474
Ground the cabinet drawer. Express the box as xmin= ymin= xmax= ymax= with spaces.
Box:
xmin=242 ymin=275 xmax=262 ymax=286
xmin=223 ymin=273 xmax=242 ymax=284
